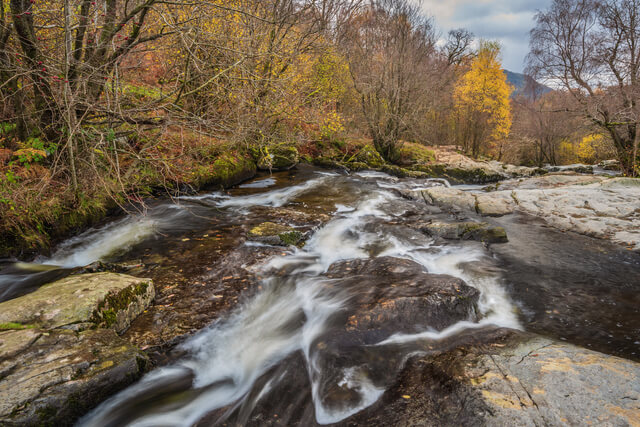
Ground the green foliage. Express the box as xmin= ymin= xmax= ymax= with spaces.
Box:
xmin=0 ymin=122 xmax=16 ymax=135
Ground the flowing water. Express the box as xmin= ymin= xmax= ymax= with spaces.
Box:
xmin=0 ymin=165 xmax=638 ymax=426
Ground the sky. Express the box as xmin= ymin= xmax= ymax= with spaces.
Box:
xmin=421 ymin=0 xmax=553 ymax=72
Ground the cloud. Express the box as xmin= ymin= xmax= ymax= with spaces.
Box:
xmin=421 ymin=0 xmax=552 ymax=71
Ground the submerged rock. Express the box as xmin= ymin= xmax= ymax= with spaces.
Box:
xmin=0 ymin=328 xmax=147 ymax=425
xmin=0 ymin=272 xmax=154 ymax=334
xmin=421 ymin=221 xmax=508 ymax=243
xmin=247 ymin=222 xmax=304 ymax=246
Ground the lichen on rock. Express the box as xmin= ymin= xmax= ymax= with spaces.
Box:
xmin=0 ymin=272 xmax=155 ymax=334
xmin=247 ymin=222 xmax=304 ymax=246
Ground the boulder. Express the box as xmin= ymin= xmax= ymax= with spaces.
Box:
xmin=421 ymin=221 xmax=508 ymax=243
xmin=422 ymin=187 xmax=476 ymax=212
xmin=257 ymin=145 xmax=299 ymax=171
xmin=0 ymin=273 xmax=154 ymax=334
xmin=349 ymin=144 xmax=385 ymax=169
xmin=475 ymin=192 xmax=516 ymax=217
xmin=546 ymin=164 xmax=594 ymax=174
xmin=0 ymin=328 xmax=148 ymax=425
xmin=345 ymin=329 xmax=640 ymax=427
xmin=247 ymin=222 xmax=304 ymax=246
xmin=322 ymin=257 xmax=480 ymax=337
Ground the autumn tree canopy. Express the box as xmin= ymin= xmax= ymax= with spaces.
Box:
xmin=454 ymin=41 xmax=512 ymax=158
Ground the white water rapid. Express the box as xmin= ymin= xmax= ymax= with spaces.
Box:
xmin=75 ymin=169 xmax=520 ymax=427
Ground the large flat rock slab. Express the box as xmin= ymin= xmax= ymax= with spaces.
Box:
xmin=467 ymin=335 xmax=640 ymax=426
xmin=415 ymin=176 xmax=640 ymax=249
xmin=0 ymin=328 xmax=148 ymax=425
xmin=345 ymin=329 xmax=640 ymax=427
xmin=0 ymin=273 xmax=154 ymax=333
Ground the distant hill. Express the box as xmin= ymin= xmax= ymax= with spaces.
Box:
xmin=504 ymin=70 xmax=552 ymax=98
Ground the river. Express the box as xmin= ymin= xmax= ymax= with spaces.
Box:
xmin=0 ymin=165 xmax=638 ymax=426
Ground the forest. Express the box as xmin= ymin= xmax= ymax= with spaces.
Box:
xmin=0 ymin=0 xmax=638 ymax=254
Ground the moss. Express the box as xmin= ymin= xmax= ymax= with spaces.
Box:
xmin=460 ymin=223 xmax=508 ymax=243
xmin=0 ymin=322 xmax=36 ymax=330
xmin=248 ymin=222 xmax=304 ymax=246
xmin=313 ymin=157 xmax=342 ymax=169
xmin=278 ymin=230 xmax=303 ymax=246
xmin=348 ymin=144 xmax=385 ymax=168
xmin=257 ymin=144 xmax=299 ymax=171
xmin=90 ymin=282 xmax=149 ymax=329
xmin=36 ymin=405 xmax=58 ymax=426
xmin=397 ymin=142 xmax=435 ymax=166
xmin=248 ymin=222 xmax=291 ymax=237
xmin=345 ymin=161 xmax=370 ymax=171
xmin=444 ymin=167 xmax=504 ymax=184
xmin=381 ymin=164 xmax=430 ymax=179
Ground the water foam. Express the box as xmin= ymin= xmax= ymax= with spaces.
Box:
xmin=77 ymin=172 xmax=519 ymax=426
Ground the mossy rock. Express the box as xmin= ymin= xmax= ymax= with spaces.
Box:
xmin=345 ymin=161 xmax=371 ymax=171
xmin=397 ymin=142 xmax=435 ymax=166
xmin=0 ymin=272 xmax=155 ymax=334
xmin=257 ymin=144 xmax=299 ymax=171
xmin=422 ymin=221 xmax=508 ymax=244
xmin=443 ymin=167 xmax=505 ymax=184
xmin=247 ymin=222 xmax=304 ymax=246
xmin=381 ymin=164 xmax=430 ymax=179
xmin=195 ymin=153 xmax=257 ymax=189
xmin=348 ymin=144 xmax=385 ymax=169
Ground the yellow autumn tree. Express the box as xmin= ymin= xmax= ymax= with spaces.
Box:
xmin=454 ymin=41 xmax=512 ymax=158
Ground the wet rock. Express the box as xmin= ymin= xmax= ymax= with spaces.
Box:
xmin=463 ymin=334 xmax=640 ymax=426
xmin=0 ymin=273 xmax=154 ymax=334
xmin=257 ymin=145 xmax=299 ymax=171
xmin=546 ymin=164 xmax=594 ymax=174
xmin=0 ymin=328 xmax=148 ymax=426
xmin=247 ymin=222 xmax=304 ymax=246
xmin=599 ymin=159 xmax=620 ymax=171
xmin=381 ymin=164 xmax=430 ymax=179
xmin=323 ymin=257 xmax=479 ymax=340
xmin=421 ymin=221 xmax=508 ymax=243
xmin=346 ymin=329 xmax=640 ymax=427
